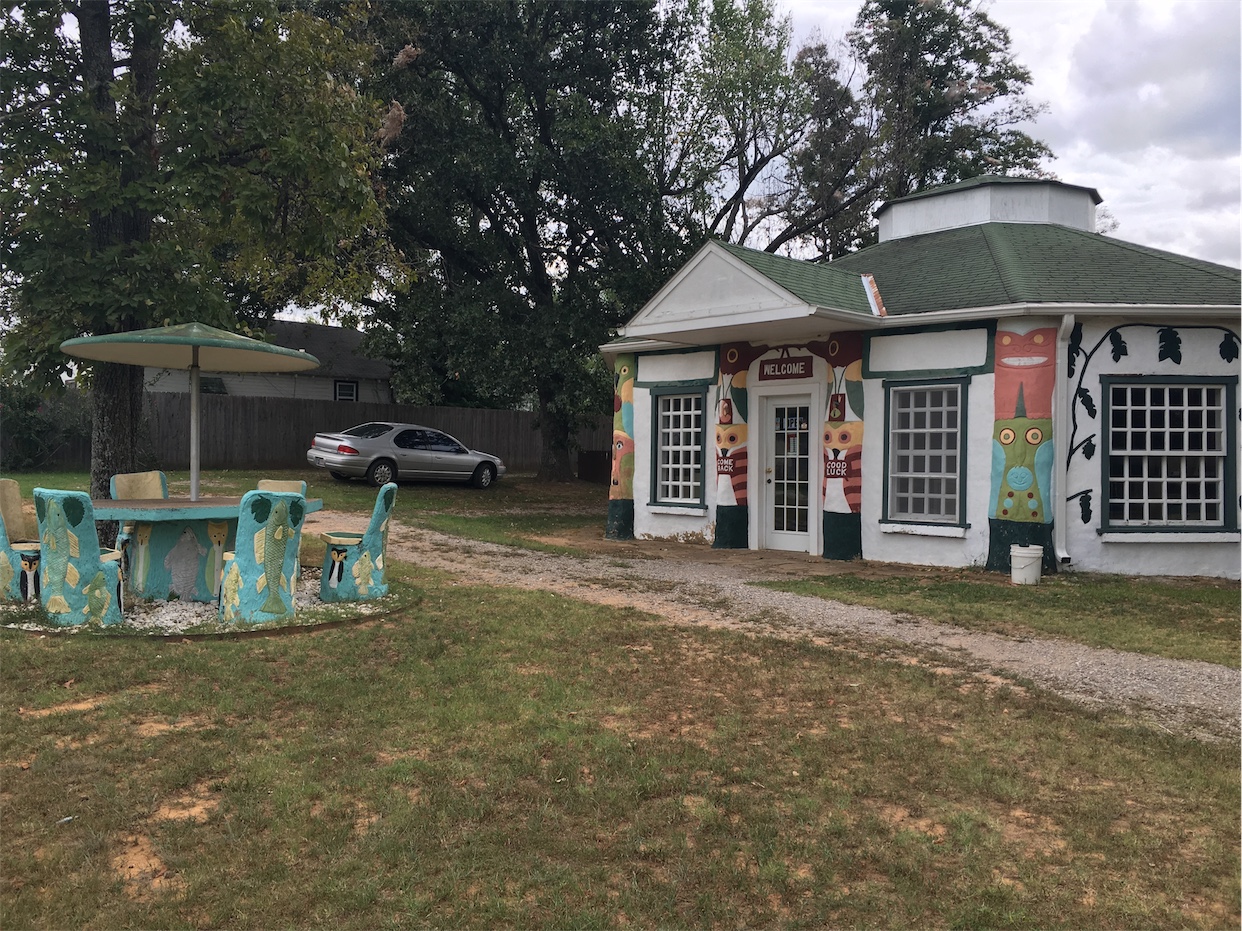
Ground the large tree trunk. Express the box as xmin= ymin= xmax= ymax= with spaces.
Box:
xmin=90 ymin=364 xmax=146 ymax=504
xmin=536 ymin=385 xmax=576 ymax=482
xmin=78 ymin=2 xmax=162 ymax=504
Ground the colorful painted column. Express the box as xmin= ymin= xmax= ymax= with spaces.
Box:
xmin=713 ymin=343 xmax=764 ymax=548
xmin=605 ymin=354 xmax=636 ymax=540
xmin=985 ymin=322 xmax=1057 ymax=572
xmin=811 ymin=334 xmax=865 ymax=560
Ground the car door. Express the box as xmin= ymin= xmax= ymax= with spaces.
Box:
xmin=427 ymin=430 xmax=475 ymax=480
xmin=393 ymin=429 xmax=436 ymax=479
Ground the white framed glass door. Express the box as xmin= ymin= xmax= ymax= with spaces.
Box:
xmin=762 ymin=396 xmax=813 ymax=551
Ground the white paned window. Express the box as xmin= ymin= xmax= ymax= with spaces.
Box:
xmin=334 ymin=380 xmax=359 ymax=402
xmin=1106 ymin=382 xmax=1228 ymax=527
xmin=887 ymin=382 xmax=962 ymax=523
xmin=656 ymin=393 xmax=705 ymax=504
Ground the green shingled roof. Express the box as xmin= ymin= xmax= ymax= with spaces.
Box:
xmin=824 ymin=224 xmax=1239 ymax=314
xmin=712 ymin=240 xmax=873 ymax=315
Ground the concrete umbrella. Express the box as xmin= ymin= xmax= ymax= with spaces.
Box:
xmin=61 ymin=322 xmax=320 ymax=500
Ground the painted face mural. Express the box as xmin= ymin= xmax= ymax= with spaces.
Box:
xmin=610 ymin=354 xmax=636 ymax=501
xmin=991 ymin=322 xmax=1056 ymax=524
xmin=992 ymin=415 xmax=1054 ymax=522
xmin=716 ymin=344 xmax=765 ymax=507
xmin=995 ymin=325 xmax=1056 ymax=419
xmin=811 ymin=336 xmax=864 ymax=516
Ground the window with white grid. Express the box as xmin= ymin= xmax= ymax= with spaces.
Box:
xmin=1105 ymin=381 xmax=1230 ymax=528
xmin=887 ymin=382 xmax=962 ymax=523
xmin=656 ymin=393 xmax=704 ymax=504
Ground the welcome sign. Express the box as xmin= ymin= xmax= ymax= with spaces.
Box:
xmin=758 ymin=354 xmax=813 ymax=381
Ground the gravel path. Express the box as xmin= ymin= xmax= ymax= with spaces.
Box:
xmin=381 ymin=521 xmax=1240 ymax=743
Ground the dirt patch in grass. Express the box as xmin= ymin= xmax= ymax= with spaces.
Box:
xmin=152 ymin=782 xmax=220 ymax=824
xmin=18 ymin=698 xmax=105 ymax=718
xmin=111 ymin=833 xmax=186 ymax=900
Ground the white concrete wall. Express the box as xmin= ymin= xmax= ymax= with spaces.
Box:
xmin=879 ymin=182 xmax=1096 ymax=241
xmin=859 ymin=372 xmax=996 ymax=569
xmin=1061 ymin=318 xmax=1240 ymax=579
xmin=630 ymin=384 xmax=720 ymax=542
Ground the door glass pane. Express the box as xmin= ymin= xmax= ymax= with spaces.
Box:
xmin=772 ymin=404 xmax=810 ymax=536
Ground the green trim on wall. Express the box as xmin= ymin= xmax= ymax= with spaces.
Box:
xmin=1098 ymin=374 xmax=1238 ymax=533
xmin=647 ymin=384 xmax=711 ymax=508
xmin=606 ymin=499 xmax=635 ymax=540
xmin=863 ymin=321 xmax=996 ymax=380
xmin=881 ymin=375 xmax=971 ymax=528
xmin=984 ymin=519 xmax=1055 ymax=573
xmin=714 ymin=505 xmax=749 ymax=548
xmin=633 ymin=346 xmax=720 ymax=389
xmin=634 ymin=378 xmax=717 ymax=389
xmin=823 ymin=511 xmax=862 ymax=560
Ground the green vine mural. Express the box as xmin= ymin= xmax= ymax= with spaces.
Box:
xmin=1065 ymin=323 xmax=1239 ymax=524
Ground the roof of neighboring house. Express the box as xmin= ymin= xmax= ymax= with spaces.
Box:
xmin=267 ymin=320 xmax=391 ymax=381
xmin=712 ymin=241 xmax=873 ymax=315
xmin=827 ymin=223 xmax=1241 ymax=314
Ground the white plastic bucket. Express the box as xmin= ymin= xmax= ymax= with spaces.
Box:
xmin=1010 ymin=545 xmax=1043 ymax=585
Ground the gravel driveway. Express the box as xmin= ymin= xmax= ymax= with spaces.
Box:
xmin=376 ymin=520 xmax=1240 ymax=743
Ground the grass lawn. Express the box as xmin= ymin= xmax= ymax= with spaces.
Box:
xmin=757 ymin=573 xmax=1241 ymax=669
xmin=10 ymin=469 xmax=1238 ymax=666
xmin=2 ymin=564 xmax=1238 ymax=929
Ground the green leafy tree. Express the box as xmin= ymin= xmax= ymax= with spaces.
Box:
xmin=772 ymin=0 xmax=1052 ymax=259
xmin=366 ymin=1 xmax=674 ymax=480
xmin=1 ymin=1 xmax=398 ymax=496
xmin=851 ymin=0 xmax=1051 ymax=198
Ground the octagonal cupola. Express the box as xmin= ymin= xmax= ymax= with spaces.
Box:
xmin=876 ymin=176 xmax=1103 ymax=242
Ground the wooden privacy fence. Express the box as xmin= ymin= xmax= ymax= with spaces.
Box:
xmin=142 ymin=394 xmax=612 ymax=474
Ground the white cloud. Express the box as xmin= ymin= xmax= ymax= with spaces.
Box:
xmin=778 ymin=0 xmax=1241 ymax=268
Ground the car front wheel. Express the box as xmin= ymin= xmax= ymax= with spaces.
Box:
xmin=367 ymin=459 xmax=396 ymax=487
xmin=471 ymin=463 xmax=496 ymax=489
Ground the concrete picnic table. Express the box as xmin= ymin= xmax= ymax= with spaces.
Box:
xmin=93 ymin=496 xmax=322 ymax=603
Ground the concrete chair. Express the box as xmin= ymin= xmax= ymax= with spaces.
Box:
xmin=319 ymin=483 xmax=396 ymax=602
xmin=110 ymin=470 xmax=169 ymax=576
xmin=256 ymin=480 xmax=307 ymax=495
xmin=256 ymin=480 xmax=307 ymax=589
xmin=218 ymin=490 xmax=306 ymax=625
xmin=0 ymin=479 xmax=40 ymax=602
xmin=33 ymin=488 xmax=123 ymax=626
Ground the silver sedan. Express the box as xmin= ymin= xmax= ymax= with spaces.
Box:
xmin=307 ymin=422 xmax=506 ymax=488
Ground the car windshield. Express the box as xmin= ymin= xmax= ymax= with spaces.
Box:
xmin=342 ymin=423 xmax=394 ymax=439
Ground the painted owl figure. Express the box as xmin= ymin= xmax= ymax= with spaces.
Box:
xmin=715 ymin=422 xmax=749 ymax=506
xmin=991 ymin=416 xmax=1054 ymax=523
xmin=823 ymin=419 xmax=863 ymax=514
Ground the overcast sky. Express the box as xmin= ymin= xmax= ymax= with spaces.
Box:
xmin=779 ymin=0 xmax=1241 ymax=268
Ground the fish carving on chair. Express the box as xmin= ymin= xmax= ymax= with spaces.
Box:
xmin=82 ymin=570 xmax=112 ymax=623
xmin=352 ymin=550 xmax=375 ymax=596
xmin=41 ymin=498 xmax=80 ymax=614
xmin=253 ymin=497 xmax=292 ymax=614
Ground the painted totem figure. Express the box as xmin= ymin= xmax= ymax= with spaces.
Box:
xmin=986 ymin=322 xmax=1057 ymax=572
xmin=713 ymin=343 xmax=766 ymax=548
xmin=810 ymin=334 xmax=865 ymax=560
xmin=606 ymin=354 xmax=637 ymax=540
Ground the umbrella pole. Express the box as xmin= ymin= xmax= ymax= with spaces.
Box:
xmin=190 ymin=348 xmax=201 ymax=501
